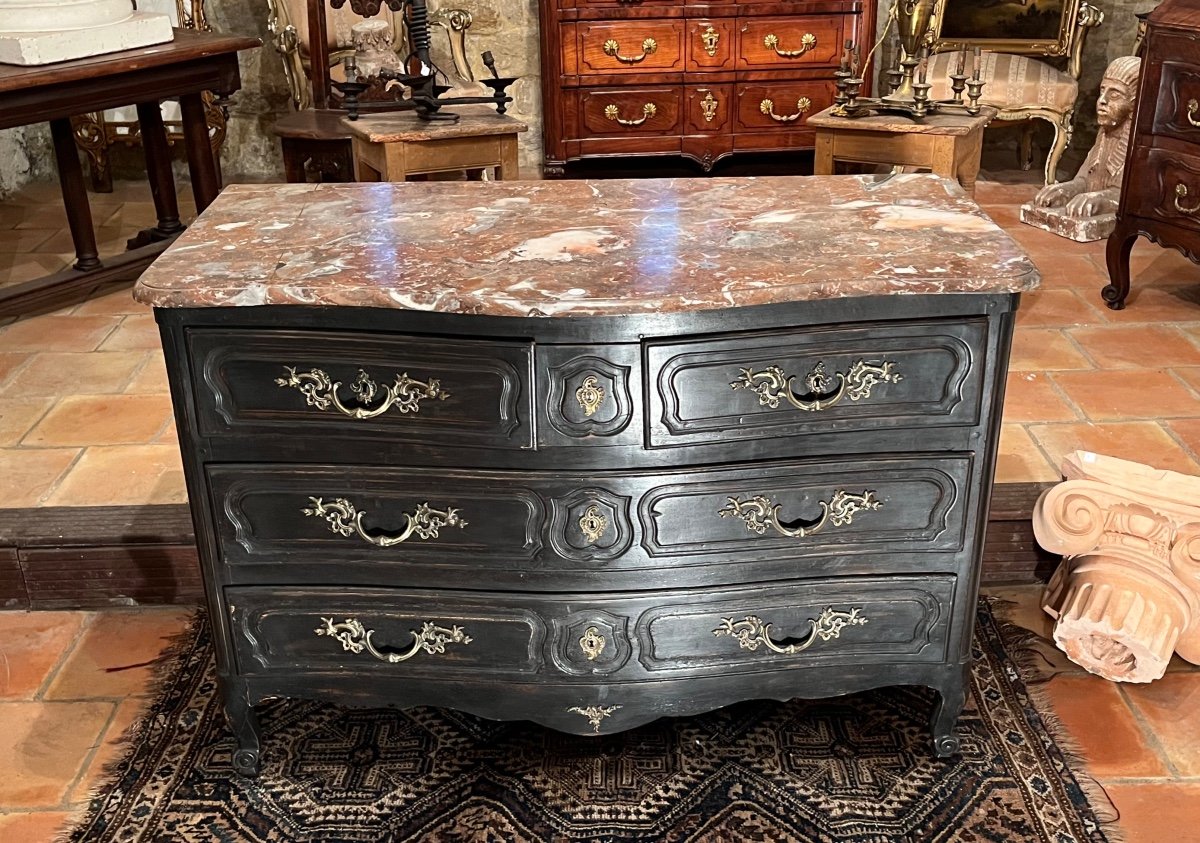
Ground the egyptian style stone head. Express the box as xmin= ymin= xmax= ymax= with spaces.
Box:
xmin=1096 ymin=55 xmax=1141 ymax=130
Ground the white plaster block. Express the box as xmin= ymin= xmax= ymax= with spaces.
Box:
xmin=0 ymin=12 xmax=174 ymax=66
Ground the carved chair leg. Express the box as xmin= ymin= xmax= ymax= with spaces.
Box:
xmin=1043 ymin=112 xmax=1074 ymax=187
xmin=1018 ymin=123 xmax=1035 ymax=172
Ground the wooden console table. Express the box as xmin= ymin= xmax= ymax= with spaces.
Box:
xmin=809 ymin=106 xmax=997 ymax=196
xmin=135 ymin=174 xmax=1035 ymax=775
xmin=0 ymin=29 xmax=259 ymax=319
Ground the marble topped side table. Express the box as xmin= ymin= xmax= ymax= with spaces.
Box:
xmin=342 ymin=106 xmax=528 ymax=182
xmin=809 ymin=106 xmax=998 ymax=196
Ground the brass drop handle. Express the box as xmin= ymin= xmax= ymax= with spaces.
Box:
xmin=718 ymin=489 xmax=881 ymax=539
xmin=303 ymin=497 xmax=466 ymax=547
xmin=1188 ymin=98 xmax=1200 ymax=127
xmin=604 ymin=102 xmax=657 ymax=126
xmin=730 ymin=359 xmax=901 ymax=412
xmin=1176 ymin=183 xmax=1200 ymax=216
xmin=712 ymin=607 xmax=868 ymax=656
xmin=276 ymin=366 xmax=449 ymax=419
xmin=763 ymin=32 xmax=817 ymax=58
xmin=316 ymin=617 xmax=471 ymax=663
xmin=602 ymin=37 xmax=657 ymax=64
xmin=759 ymin=96 xmax=813 ymax=123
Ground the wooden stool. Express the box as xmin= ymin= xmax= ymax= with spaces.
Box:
xmin=808 ymin=106 xmax=997 ymax=196
xmin=343 ymin=107 xmax=527 ymax=182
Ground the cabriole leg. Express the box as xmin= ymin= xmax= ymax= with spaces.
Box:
xmin=223 ymin=681 xmax=262 ymax=776
xmin=930 ymin=664 xmax=969 ymax=757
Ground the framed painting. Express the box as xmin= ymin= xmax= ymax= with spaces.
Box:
xmin=931 ymin=0 xmax=1083 ymax=57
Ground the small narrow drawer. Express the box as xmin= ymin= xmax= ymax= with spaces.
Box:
xmin=1151 ymin=54 xmax=1200 ymax=144
xmin=536 ymin=344 xmax=641 ymax=447
xmin=229 ymin=587 xmax=546 ymax=677
xmin=685 ymin=18 xmax=736 ymax=71
xmin=646 ymin=319 xmax=986 ymax=448
xmin=187 ymin=328 xmax=533 ymax=450
xmin=577 ymin=20 xmax=685 ymax=75
xmin=578 ymin=87 xmax=683 ymax=136
xmin=737 ymin=15 xmax=843 ymax=70
xmin=685 ymin=84 xmax=734 ymax=133
xmin=1129 ymin=146 xmax=1200 ymax=234
xmin=636 ymin=575 xmax=954 ymax=674
xmin=734 ymin=81 xmax=834 ymax=132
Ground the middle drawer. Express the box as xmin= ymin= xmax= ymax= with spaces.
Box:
xmin=209 ymin=454 xmax=971 ymax=581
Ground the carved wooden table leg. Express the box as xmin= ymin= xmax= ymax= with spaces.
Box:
xmin=1104 ymin=220 xmax=1138 ymax=310
xmin=180 ymin=91 xmax=221 ymax=213
xmin=49 ymin=117 xmax=102 ymax=272
xmin=132 ymin=100 xmax=187 ymax=248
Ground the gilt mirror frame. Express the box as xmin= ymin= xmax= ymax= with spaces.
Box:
xmin=930 ymin=0 xmax=1083 ymax=58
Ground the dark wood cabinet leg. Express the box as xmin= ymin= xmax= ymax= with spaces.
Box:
xmin=224 ymin=680 xmax=262 ymax=776
xmin=1104 ymin=223 xmax=1138 ymax=311
xmin=134 ymin=100 xmax=186 ymax=246
xmin=50 ymin=117 xmax=102 ymax=272
xmin=930 ymin=663 xmax=968 ymax=757
xmin=180 ymin=92 xmax=222 ymax=213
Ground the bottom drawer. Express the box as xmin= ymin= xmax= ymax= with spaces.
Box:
xmin=228 ymin=574 xmax=953 ymax=681
xmin=735 ymin=80 xmax=834 ymax=132
xmin=1131 ymin=146 xmax=1200 ymax=234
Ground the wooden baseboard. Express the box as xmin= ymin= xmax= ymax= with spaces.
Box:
xmin=0 ymin=483 xmax=1057 ymax=609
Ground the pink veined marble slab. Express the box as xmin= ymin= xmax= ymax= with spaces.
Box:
xmin=133 ymin=173 xmax=1041 ymax=317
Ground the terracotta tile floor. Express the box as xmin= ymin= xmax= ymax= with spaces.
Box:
xmin=2 ymin=177 xmax=1200 ymax=839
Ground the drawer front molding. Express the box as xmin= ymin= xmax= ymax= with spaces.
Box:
xmin=548 ymin=486 xmax=634 ymax=563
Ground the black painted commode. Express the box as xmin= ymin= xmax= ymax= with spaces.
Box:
xmin=156 ymin=290 xmax=1017 ymax=776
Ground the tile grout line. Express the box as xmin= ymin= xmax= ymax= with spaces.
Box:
xmin=1115 ymin=684 xmax=1187 ymax=779
xmin=33 ymin=612 xmax=96 ymax=702
xmin=1039 ymin=371 xmax=1088 ymax=421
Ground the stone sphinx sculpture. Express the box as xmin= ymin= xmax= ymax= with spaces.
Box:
xmin=1020 ymin=55 xmax=1142 ymax=242
xmin=1033 ymin=450 xmax=1200 ymax=683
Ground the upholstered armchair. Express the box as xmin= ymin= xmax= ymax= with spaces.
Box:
xmin=71 ymin=0 xmax=226 ymax=192
xmin=925 ymin=0 xmax=1104 ymax=185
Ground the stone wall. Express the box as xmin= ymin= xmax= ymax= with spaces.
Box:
xmin=0 ymin=0 xmax=1161 ymax=195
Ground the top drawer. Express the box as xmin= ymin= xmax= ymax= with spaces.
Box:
xmin=1151 ymin=59 xmax=1200 ymax=146
xmin=574 ymin=21 xmax=686 ymax=75
xmin=738 ymin=15 xmax=844 ymax=70
xmin=187 ymin=329 xmax=534 ymax=450
xmin=646 ymin=319 xmax=985 ymax=448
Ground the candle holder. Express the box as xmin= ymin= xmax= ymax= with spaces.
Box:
xmin=829 ymin=0 xmax=987 ymax=121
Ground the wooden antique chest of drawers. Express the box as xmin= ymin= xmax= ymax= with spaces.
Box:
xmin=538 ymin=0 xmax=877 ymax=175
xmin=1105 ymin=0 xmax=1200 ymax=309
xmin=135 ymin=175 xmax=1036 ymax=776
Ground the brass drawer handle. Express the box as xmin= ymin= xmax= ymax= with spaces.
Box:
xmin=568 ymin=704 xmax=622 ymax=732
xmin=759 ymin=96 xmax=812 ymax=123
xmin=303 ymin=496 xmax=466 ymax=547
xmin=575 ymin=375 xmax=605 ymax=415
xmin=276 ymin=366 xmax=449 ymax=419
xmin=701 ymin=25 xmax=720 ymax=57
xmin=719 ymin=489 xmax=881 ymax=539
xmin=1176 ymin=183 xmax=1200 ymax=215
xmin=602 ymin=37 xmax=657 ymax=64
xmin=604 ymin=102 xmax=657 ymax=126
xmin=713 ymin=607 xmax=868 ymax=656
xmin=316 ymin=617 xmax=471 ymax=663
xmin=731 ymin=359 xmax=901 ymax=411
xmin=700 ymin=91 xmax=718 ymax=122
xmin=1188 ymin=98 xmax=1200 ymax=127
xmin=762 ymin=32 xmax=817 ymax=59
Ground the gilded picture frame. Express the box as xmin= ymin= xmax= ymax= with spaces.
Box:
xmin=931 ymin=0 xmax=1083 ymax=58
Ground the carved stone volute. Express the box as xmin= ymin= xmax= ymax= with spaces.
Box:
xmin=1034 ymin=451 xmax=1200 ymax=681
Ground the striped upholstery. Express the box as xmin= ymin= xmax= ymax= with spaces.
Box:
xmin=927 ymin=51 xmax=1078 ymax=113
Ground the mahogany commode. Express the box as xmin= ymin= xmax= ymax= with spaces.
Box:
xmin=135 ymin=175 xmax=1035 ymax=775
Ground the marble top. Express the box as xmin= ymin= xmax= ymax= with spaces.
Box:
xmin=133 ymin=174 xmax=1040 ymax=317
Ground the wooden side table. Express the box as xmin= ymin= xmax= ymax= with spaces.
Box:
xmin=343 ymin=107 xmax=527 ymax=182
xmin=809 ymin=106 xmax=997 ymax=196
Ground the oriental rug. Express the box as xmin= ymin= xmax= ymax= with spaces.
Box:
xmin=63 ymin=601 xmax=1113 ymax=842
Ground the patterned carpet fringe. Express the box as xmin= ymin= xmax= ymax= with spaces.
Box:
xmin=60 ymin=599 xmax=1119 ymax=843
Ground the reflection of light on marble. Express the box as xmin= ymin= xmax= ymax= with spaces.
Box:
xmin=871 ymin=205 xmax=995 ymax=233
xmin=634 ymin=197 xmax=681 ymax=290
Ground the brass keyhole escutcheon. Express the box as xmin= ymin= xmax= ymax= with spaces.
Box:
xmin=579 ymin=504 xmax=608 ymax=545
xmin=701 ymin=25 xmax=720 ymax=57
xmin=579 ymin=626 xmax=606 ymax=661
xmin=700 ymin=91 xmax=718 ymax=122
xmin=576 ymin=375 xmax=605 ymax=416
